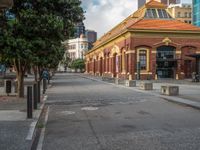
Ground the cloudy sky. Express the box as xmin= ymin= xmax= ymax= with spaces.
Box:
xmin=81 ymin=0 xmax=192 ymax=38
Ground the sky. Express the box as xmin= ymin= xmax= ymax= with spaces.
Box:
xmin=81 ymin=0 xmax=192 ymax=38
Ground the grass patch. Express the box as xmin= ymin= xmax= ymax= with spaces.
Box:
xmin=37 ymin=123 xmax=44 ymax=129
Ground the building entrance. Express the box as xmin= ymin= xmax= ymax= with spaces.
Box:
xmin=156 ymin=46 xmax=177 ymax=78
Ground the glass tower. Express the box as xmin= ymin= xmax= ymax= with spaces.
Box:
xmin=193 ymin=0 xmax=200 ymax=26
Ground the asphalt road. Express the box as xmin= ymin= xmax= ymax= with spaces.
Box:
xmin=42 ymin=73 xmax=200 ymax=150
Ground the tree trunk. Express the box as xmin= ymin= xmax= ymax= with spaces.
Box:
xmin=33 ymin=66 xmax=38 ymax=82
xmin=13 ymin=59 xmax=26 ymax=98
xmin=17 ymin=71 xmax=25 ymax=98
xmin=38 ymin=66 xmax=42 ymax=81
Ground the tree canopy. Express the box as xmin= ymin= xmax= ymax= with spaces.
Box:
xmin=0 ymin=0 xmax=84 ymax=97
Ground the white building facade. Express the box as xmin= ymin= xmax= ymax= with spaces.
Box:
xmin=57 ymin=35 xmax=88 ymax=71
xmin=64 ymin=34 xmax=88 ymax=60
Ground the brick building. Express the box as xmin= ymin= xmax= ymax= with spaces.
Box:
xmin=85 ymin=0 xmax=200 ymax=80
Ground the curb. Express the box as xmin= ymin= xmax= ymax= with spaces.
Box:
xmin=80 ymin=75 xmax=200 ymax=111
xmin=159 ymin=95 xmax=200 ymax=110
xmin=26 ymin=94 xmax=48 ymax=149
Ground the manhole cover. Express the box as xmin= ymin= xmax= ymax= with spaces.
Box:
xmin=60 ymin=111 xmax=75 ymax=115
xmin=81 ymin=107 xmax=99 ymax=111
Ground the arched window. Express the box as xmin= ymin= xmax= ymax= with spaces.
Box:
xmin=139 ymin=50 xmax=147 ymax=70
xmin=137 ymin=48 xmax=150 ymax=72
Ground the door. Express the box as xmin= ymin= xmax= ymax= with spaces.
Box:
xmin=184 ymin=60 xmax=192 ymax=78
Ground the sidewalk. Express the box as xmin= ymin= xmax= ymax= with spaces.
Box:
xmin=0 ymin=81 xmax=47 ymax=150
xmin=80 ymin=74 xmax=200 ymax=110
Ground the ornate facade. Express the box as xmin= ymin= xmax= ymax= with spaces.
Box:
xmin=85 ymin=0 xmax=200 ymax=80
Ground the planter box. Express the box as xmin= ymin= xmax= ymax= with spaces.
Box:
xmin=139 ymin=82 xmax=153 ymax=90
xmin=115 ymin=78 xmax=125 ymax=85
xmin=125 ymin=80 xmax=136 ymax=87
xmin=161 ymin=86 xmax=179 ymax=96
xmin=102 ymin=77 xmax=115 ymax=83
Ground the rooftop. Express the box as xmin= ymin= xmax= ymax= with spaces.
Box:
xmin=91 ymin=0 xmax=200 ymax=50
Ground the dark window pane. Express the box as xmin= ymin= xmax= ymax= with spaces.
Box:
xmin=152 ymin=9 xmax=158 ymax=18
xmin=158 ymin=9 xmax=164 ymax=18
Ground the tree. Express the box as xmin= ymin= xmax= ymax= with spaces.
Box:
xmin=60 ymin=52 xmax=71 ymax=71
xmin=71 ymin=59 xmax=85 ymax=71
xmin=0 ymin=0 xmax=84 ymax=97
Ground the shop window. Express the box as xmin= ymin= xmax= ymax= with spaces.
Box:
xmin=139 ymin=50 xmax=147 ymax=70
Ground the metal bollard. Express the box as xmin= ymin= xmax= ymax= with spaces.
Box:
xmin=33 ymin=83 xmax=38 ymax=110
xmin=27 ymin=86 xmax=33 ymax=119
xmin=37 ymin=81 xmax=41 ymax=103
xmin=43 ymin=79 xmax=47 ymax=94
xmin=5 ymin=80 xmax=12 ymax=96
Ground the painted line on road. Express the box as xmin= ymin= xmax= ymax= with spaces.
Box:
xmin=37 ymin=106 xmax=50 ymax=150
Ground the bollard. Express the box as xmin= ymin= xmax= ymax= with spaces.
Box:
xmin=33 ymin=83 xmax=38 ymax=110
xmin=43 ymin=79 xmax=47 ymax=94
xmin=5 ymin=80 xmax=12 ymax=96
xmin=27 ymin=86 xmax=33 ymax=119
xmin=37 ymin=81 xmax=41 ymax=103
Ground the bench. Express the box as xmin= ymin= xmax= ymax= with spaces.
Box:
xmin=139 ymin=82 xmax=153 ymax=90
xmin=161 ymin=85 xmax=179 ymax=96
xmin=125 ymin=80 xmax=136 ymax=87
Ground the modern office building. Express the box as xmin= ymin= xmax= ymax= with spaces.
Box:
xmin=74 ymin=22 xmax=86 ymax=38
xmin=168 ymin=3 xmax=192 ymax=24
xmin=85 ymin=30 xmax=97 ymax=50
xmin=138 ymin=0 xmax=178 ymax=8
xmin=138 ymin=0 xmax=146 ymax=9
xmin=193 ymin=0 xmax=200 ymax=26
xmin=85 ymin=0 xmax=200 ymax=80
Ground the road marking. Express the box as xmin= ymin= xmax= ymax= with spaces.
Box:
xmin=81 ymin=107 xmax=99 ymax=111
xmin=60 ymin=111 xmax=75 ymax=115
xmin=37 ymin=106 xmax=50 ymax=150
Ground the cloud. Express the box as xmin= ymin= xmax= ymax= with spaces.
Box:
xmin=82 ymin=0 xmax=138 ymax=38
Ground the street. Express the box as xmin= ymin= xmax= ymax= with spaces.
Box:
xmin=41 ymin=73 xmax=200 ymax=150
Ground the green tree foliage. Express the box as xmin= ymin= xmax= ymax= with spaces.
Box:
xmin=71 ymin=59 xmax=85 ymax=70
xmin=0 ymin=0 xmax=84 ymax=97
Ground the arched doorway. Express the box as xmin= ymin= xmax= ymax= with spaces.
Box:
xmin=93 ymin=59 xmax=96 ymax=74
xmin=113 ymin=53 xmax=118 ymax=77
xmin=156 ymin=46 xmax=176 ymax=79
